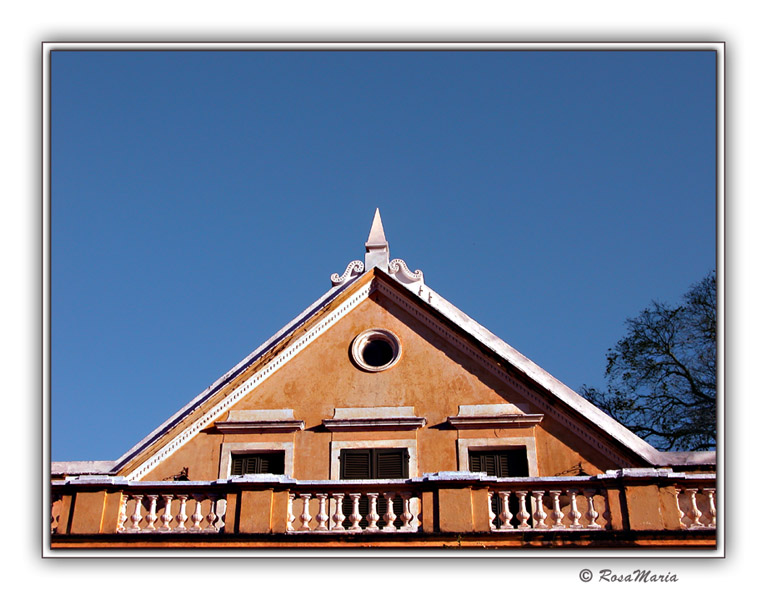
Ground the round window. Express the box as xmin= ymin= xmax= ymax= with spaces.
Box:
xmin=351 ymin=329 xmax=402 ymax=372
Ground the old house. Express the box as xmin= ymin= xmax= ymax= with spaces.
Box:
xmin=50 ymin=210 xmax=716 ymax=549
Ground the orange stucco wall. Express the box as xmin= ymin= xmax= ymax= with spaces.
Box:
xmin=137 ymin=291 xmax=637 ymax=482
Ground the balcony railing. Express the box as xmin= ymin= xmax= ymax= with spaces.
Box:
xmin=119 ymin=490 xmax=227 ymax=533
xmin=487 ymin=485 xmax=608 ymax=530
xmin=285 ymin=481 xmax=421 ymax=533
xmin=50 ymin=470 xmax=717 ymax=543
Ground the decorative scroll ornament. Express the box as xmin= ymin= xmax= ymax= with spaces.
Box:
xmin=388 ymin=258 xmax=424 ymax=285
xmin=331 ymin=260 xmax=364 ymax=286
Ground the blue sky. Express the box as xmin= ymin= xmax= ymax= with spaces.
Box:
xmin=51 ymin=49 xmax=716 ymax=461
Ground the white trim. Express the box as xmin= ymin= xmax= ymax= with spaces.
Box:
xmin=350 ymin=328 xmax=402 ymax=372
xmin=375 ymin=278 xmax=660 ymax=466
xmin=124 ymin=262 xmax=672 ymax=480
xmin=330 ymin=439 xmax=418 ymax=480
xmin=457 ymin=437 xmax=539 ymax=477
xmin=123 ymin=280 xmax=373 ymax=480
xmin=114 ymin=278 xmax=354 ymax=472
xmin=218 ymin=441 xmax=295 ymax=479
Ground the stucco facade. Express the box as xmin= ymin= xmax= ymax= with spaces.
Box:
xmin=50 ymin=211 xmax=716 ymax=550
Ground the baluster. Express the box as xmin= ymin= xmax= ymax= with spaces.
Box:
xmin=550 ymin=490 xmax=565 ymax=529
xmin=158 ymin=495 xmax=174 ymax=531
xmin=286 ymin=493 xmax=296 ymax=532
xmin=514 ymin=491 xmax=530 ymax=529
xmin=584 ymin=490 xmax=601 ymax=529
xmin=365 ymin=493 xmax=380 ymax=531
xmin=399 ymin=492 xmax=413 ymax=531
xmin=144 ymin=495 xmax=159 ymax=531
xmin=315 ymin=494 xmax=329 ymax=530
xmin=348 ymin=493 xmax=363 ymax=531
xmin=488 ymin=491 xmax=497 ymax=530
xmin=117 ymin=494 xmax=129 ymax=532
xmin=685 ymin=488 xmax=703 ymax=527
xmin=216 ymin=498 xmax=227 ymax=531
xmin=51 ymin=494 xmax=61 ymax=535
xmin=190 ymin=495 xmax=204 ymax=531
xmin=129 ymin=495 xmax=144 ymax=531
xmin=531 ymin=491 xmax=548 ymax=528
xmin=299 ymin=494 xmax=313 ymax=530
xmin=174 ymin=495 xmax=189 ymax=531
xmin=382 ymin=492 xmax=397 ymax=531
xmin=567 ymin=490 xmax=583 ymax=528
xmin=703 ymin=488 xmax=716 ymax=528
xmin=409 ymin=496 xmax=421 ymax=531
xmin=672 ymin=487 xmax=686 ymax=528
xmin=204 ymin=495 xmax=219 ymax=532
xmin=331 ymin=493 xmax=346 ymax=531
xmin=496 ymin=491 xmax=513 ymax=529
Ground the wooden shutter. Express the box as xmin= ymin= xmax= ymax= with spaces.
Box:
xmin=340 ymin=449 xmax=408 ymax=479
xmin=231 ymin=452 xmax=285 ymax=475
xmin=340 ymin=448 xmax=408 ymax=529
xmin=468 ymin=449 xmax=529 ymax=477
xmin=341 ymin=450 xmax=373 ymax=479
xmin=375 ymin=449 xmax=409 ymax=479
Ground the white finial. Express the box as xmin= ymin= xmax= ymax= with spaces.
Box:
xmin=330 ymin=208 xmax=425 ymax=288
xmin=365 ymin=208 xmax=390 ymax=271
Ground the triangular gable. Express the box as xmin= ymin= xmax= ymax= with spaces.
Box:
xmin=112 ymin=259 xmax=670 ymax=481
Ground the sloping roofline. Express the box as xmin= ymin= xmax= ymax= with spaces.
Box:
xmin=88 ymin=210 xmax=713 ymax=477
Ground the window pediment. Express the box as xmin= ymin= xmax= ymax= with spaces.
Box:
xmin=214 ymin=409 xmax=305 ymax=433
xmin=448 ymin=404 xmax=543 ymax=429
xmin=323 ymin=406 xmax=426 ymax=431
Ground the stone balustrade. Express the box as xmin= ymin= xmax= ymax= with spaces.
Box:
xmin=50 ymin=470 xmax=717 ymax=545
xmin=487 ymin=486 xmax=608 ymax=530
xmin=674 ymin=484 xmax=717 ymax=529
xmin=119 ymin=491 xmax=227 ymax=533
xmin=286 ymin=483 xmax=421 ymax=533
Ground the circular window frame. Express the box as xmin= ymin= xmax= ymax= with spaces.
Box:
xmin=350 ymin=329 xmax=402 ymax=372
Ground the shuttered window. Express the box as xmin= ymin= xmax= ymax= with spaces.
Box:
xmin=340 ymin=448 xmax=409 ymax=479
xmin=340 ymin=448 xmax=408 ymax=528
xmin=231 ymin=452 xmax=285 ymax=476
xmin=468 ymin=448 xmax=529 ymax=477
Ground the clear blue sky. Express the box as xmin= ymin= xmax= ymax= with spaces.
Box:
xmin=51 ymin=49 xmax=716 ymax=461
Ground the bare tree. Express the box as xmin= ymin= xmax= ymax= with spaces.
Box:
xmin=581 ymin=272 xmax=716 ymax=451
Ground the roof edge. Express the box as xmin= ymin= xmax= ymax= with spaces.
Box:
xmin=110 ymin=275 xmax=364 ymax=472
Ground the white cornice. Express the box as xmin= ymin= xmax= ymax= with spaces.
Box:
xmin=447 ymin=414 xmax=544 ymax=429
xmin=122 ymin=279 xmax=375 ymax=481
xmin=121 ymin=265 xmax=667 ymax=480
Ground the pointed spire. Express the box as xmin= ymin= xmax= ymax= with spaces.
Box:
xmin=364 ymin=208 xmax=390 ymax=271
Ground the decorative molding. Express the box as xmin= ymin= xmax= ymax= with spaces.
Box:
xmin=214 ymin=409 xmax=304 ymax=433
xmin=373 ymin=281 xmax=637 ymax=466
xmin=388 ymin=258 xmax=424 ymax=285
xmin=124 ymin=280 xmax=374 ymax=481
xmin=448 ymin=403 xmax=542 ymax=429
xmin=323 ymin=406 xmax=425 ymax=431
xmin=350 ymin=328 xmax=402 ymax=372
xmin=331 ymin=260 xmax=364 ymax=286
xmin=214 ymin=420 xmax=304 ymax=434
xmin=448 ymin=414 xmax=544 ymax=429
xmin=126 ymin=265 xmax=658 ymax=481
xmin=324 ymin=418 xmax=426 ymax=431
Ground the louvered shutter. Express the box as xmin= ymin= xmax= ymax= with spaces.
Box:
xmin=375 ymin=449 xmax=408 ymax=479
xmin=340 ymin=448 xmax=408 ymax=528
xmin=341 ymin=450 xmax=373 ymax=479
xmin=231 ymin=452 xmax=285 ymax=476
xmin=468 ymin=449 xmax=528 ymax=478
